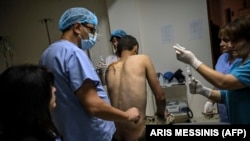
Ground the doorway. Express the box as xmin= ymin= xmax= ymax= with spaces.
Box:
xmin=207 ymin=0 xmax=250 ymax=67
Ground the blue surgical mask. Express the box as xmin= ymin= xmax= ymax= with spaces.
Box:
xmin=80 ymin=33 xmax=97 ymax=50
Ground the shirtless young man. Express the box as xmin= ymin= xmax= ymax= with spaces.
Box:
xmin=105 ymin=35 xmax=166 ymax=141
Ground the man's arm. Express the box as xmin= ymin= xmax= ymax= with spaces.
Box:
xmin=75 ymin=79 xmax=140 ymax=123
xmin=143 ymin=55 xmax=166 ymax=117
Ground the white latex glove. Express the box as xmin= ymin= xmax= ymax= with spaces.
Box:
xmin=204 ymin=101 xmax=214 ymax=113
xmin=96 ymin=61 xmax=108 ymax=85
xmin=96 ymin=61 xmax=108 ymax=73
xmin=173 ymin=44 xmax=202 ymax=69
xmin=189 ymin=79 xmax=212 ymax=98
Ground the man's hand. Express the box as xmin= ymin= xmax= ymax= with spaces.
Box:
xmin=173 ymin=44 xmax=202 ymax=69
xmin=189 ymin=79 xmax=212 ymax=98
xmin=126 ymin=107 xmax=140 ymax=123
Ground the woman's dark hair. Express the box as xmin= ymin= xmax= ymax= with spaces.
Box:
xmin=0 ymin=64 xmax=60 ymax=141
xmin=116 ymin=35 xmax=139 ymax=57
xmin=219 ymin=15 xmax=250 ymax=42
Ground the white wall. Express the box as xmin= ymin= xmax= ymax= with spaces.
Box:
xmin=107 ymin=0 xmax=214 ymax=119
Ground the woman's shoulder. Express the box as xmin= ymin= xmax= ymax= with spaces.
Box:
xmin=22 ymin=137 xmax=39 ymax=141
xmin=21 ymin=136 xmax=63 ymax=141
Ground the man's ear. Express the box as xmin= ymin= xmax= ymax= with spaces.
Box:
xmin=134 ymin=45 xmax=139 ymax=54
xmin=72 ymin=23 xmax=82 ymax=34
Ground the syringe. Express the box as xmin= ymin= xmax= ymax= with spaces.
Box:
xmin=186 ymin=65 xmax=194 ymax=82
xmin=100 ymin=55 xmax=104 ymax=62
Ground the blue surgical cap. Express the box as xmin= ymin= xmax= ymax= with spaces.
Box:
xmin=110 ymin=29 xmax=127 ymax=41
xmin=58 ymin=7 xmax=98 ymax=32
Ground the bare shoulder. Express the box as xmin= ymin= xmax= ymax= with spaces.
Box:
xmin=106 ymin=61 xmax=123 ymax=75
xmin=135 ymin=54 xmax=149 ymax=58
xmin=129 ymin=54 xmax=150 ymax=61
xmin=125 ymin=55 xmax=152 ymax=68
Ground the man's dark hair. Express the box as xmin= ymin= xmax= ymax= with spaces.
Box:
xmin=116 ymin=35 xmax=139 ymax=57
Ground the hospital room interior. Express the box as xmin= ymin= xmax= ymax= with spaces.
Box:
xmin=0 ymin=0 xmax=249 ymax=124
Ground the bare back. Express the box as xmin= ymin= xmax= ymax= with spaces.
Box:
xmin=106 ymin=54 xmax=165 ymax=141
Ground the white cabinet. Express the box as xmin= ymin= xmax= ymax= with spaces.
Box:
xmin=146 ymin=83 xmax=193 ymax=123
xmin=162 ymin=84 xmax=187 ymax=101
xmin=164 ymin=84 xmax=193 ymax=123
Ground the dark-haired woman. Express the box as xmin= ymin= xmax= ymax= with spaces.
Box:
xmin=0 ymin=64 xmax=62 ymax=141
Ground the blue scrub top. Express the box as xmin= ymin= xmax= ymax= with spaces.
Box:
xmin=40 ymin=40 xmax=115 ymax=141
xmin=215 ymin=53 xmax=241 ymax=123
xmin=221 ymin=58 xmax=250 ymax=124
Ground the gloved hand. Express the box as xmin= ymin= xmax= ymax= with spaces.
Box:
xmin=96 ymin=61 xmax=108 ymax=74
xmin=204 ymin=101 xmax=214 ymax=113
xmin=189 ymin=79 xmax=212 ymax=98
xmin=173 ymin=44 xmax=202 ymax=69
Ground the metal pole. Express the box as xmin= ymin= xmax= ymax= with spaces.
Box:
xmin=43 ymin=18 xmax=51 ymax=44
